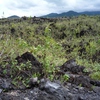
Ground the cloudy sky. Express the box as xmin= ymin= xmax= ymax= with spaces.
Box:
xmin=0 ymin=0 xmax=100 ymax=18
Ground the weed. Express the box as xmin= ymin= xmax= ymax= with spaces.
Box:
xmin=61 ymin=74 xmax=70 ymax=82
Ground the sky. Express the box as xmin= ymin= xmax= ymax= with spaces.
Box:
xmin=0 ymin=0 xmax=100 ymax=18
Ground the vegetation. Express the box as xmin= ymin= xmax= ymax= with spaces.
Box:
xmin=0 ymin=15 xmax=100 ymax=88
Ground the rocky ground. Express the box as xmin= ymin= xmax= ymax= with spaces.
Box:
xmin=0 ymin=52 xmax=100 ymax=100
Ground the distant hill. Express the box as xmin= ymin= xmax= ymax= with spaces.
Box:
xmin=59 ymin=11 xmax=79 ymax=17
xmin=7 ymin=15 xmax=20 ymax=19
xmin=80 ymin=11 xmax=100 ymax=15
xmin=44 ymin=13 xmax=58 ymax=17
xmin=41 ymin=11 xmax=100 ymax=18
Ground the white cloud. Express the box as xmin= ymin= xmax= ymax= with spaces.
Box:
xmin=0 ymin=0 xmax=100 ymax=18
xmin=61 ymin=0 xmax=100 ymax=12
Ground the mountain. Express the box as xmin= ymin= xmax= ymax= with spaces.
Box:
xmin=61 ymin=11 xmax=79 ymax=17
xmin=41 ymin=11 xmax=100 ymax=18
xmin=80 ymin=11 xmax=100 ymax=15
xmin=41 ymin=11 xmax=79 ymax=18
xmin=7 ymin=15 xmax=20 ymax=19
xmin=43 ymin=13 xmax=58 ymax=17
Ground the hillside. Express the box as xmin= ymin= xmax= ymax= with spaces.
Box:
xmin=7 ymin=15 xmax=20 ymax=19
xmin=41 ymin=10 xmax=100 ymax=18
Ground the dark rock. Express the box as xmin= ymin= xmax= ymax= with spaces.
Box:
xmin=76 ymin=30 xmax=87 ymax=38
xmin=10 ymin=27 xmax=15 ymax=33
xmin=39 ymin=80 xmax=70 ymax=100
xmin=0 ymin=78 xmax=11 ymax=90
xmin=16 ymin=52 xmax=43 ymax=74
xmin=90 ymin=80 xmax=100 ymax=86
xmin=29 ymin=77 xmax=39 ymax=87
xmin=0 ymin=89 xmax=2 ymax=93
xmin=78 ymin=47 xmax=86 ymax=56
xmin=0 ymin=95 xmax=20 ymax=100
xmin=16 ymin=52 xmax=38 ymax=64
xmin=60 ymin=32 xmax=67 ymax=39
xmin=92 ymin=50 xmax=100 ymax=62
xmin=71 ymin=75 xmax=91 ymax=88
xmin=60 ymin=59 xmax=85 ymax=74
xmin=93 ymin=87 xmax=100 ymax=93
xmin=67 ymin=92 xmax=74 ymax=100
xmin=78 ymin=96 xmax=85 ymax=100
xmin=0 ymin=79 xmax=100 ymax=100
xmin=40 ymin=80 xmax=61 ymax=91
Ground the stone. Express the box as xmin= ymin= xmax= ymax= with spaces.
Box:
xmin=29 ymin=77 xmax=38 ymax=87
xmin=0 ymin=79 xmax=11 ymax=90
xmin=0 ymin=89 xmax=2 ymax=93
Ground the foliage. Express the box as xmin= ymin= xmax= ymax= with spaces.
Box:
xmin=61 ymin=74 xmax=70 ymax=82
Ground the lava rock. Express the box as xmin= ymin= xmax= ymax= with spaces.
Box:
xmin=29 ymin=77 xmax=39 ymax=87
xmin=0 ymin=78 xmax=11 ymax=90
xmin=60 ymin=59 xmax=85 ymax=74
xmin=0 ymin=89 xmax=2 ymax=93
xmin=90 ymin=80 xmax=100 ymax=87
xmin=93 ymin=87 xmax=100 ymax=93
xmin=39 ymin=80 xmax=70 ymax=100
xmin=71 ymin=75 xmax=91 ymax=88
xmin=16 ymin=52 xmax=43 ymax=74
